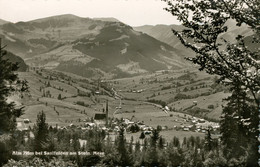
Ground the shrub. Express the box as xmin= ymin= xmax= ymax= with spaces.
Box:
xmin=174 ymin=93 xmax=188 ymax=101
xmin=208 ymin=105 xmax=215 ymax=109
xmin=76 ymin=101 xmax=89 ymax=107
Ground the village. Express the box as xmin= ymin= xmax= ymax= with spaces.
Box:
xmin=17 ymin=102 xmax=220 ymax=146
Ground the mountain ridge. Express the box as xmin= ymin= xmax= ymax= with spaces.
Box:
xmin=134 ymin=24 xmax=195 ymax=57
xmin=0 ymin=19 xmax=10 ymax=25
xmin=134 ymin=19 xmax=253 ymax=58
xmin=0 ymin=14 xmax=189 ymax=78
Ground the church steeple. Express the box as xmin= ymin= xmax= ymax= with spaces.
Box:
xmin=106 ymin=99 xmax=108 ymax=126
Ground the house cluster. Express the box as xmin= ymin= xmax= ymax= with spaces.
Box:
xmin=131 ymin=89 xmax=144 ymax=93
xmin=83 ymin=114 xmax=157 ymax=135
xmin=177 ymin=116 xmax=220 ymax=133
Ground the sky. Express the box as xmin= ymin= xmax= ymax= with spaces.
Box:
xmin=0 ymin=0 xmax=179 ymax=26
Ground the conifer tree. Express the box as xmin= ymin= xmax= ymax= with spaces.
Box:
xmin=57 ymin=94 xmax=62 ymax=100
xmin=0 ymin=46 xmax=26 ymax=133
xmin=128 ymin=136 xmax=134 ymax=154
xmin=139 ymin=131 xmax=145 ymax=145
xmin=135 ymin=140 xmax=141 ymax=153
xmin=146 ymin=129 xmax=160 ymax=166
xmin=116 ymin=127 xmax=132 ymax=166
xmin=182 ymin=137 xmax=187 ymax=148
xmin=143 ymin=138 xmax=148 ymax=151
xmin=220 ymin=83 xmax=258 ymax=165
xmin=150 ymin=129 xmax=160 ymax=148
xmin=0 ymin=40 xmax=28 ymax=165
xmin=204 ymin=128 xmax=213 ymax=151
xmin=158 ymin=136 xmax=164 ymax=150
xmin=33 ymin=111 xmax=49 ymax=152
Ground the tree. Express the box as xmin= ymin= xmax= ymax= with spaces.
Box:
xmin=145 ymin=129 xmax=160 ymax=166
xmin=139 ymin=131 xmax=145 ymax=144
xmin=0 ymin=40 xmax=28 ymax=165
xmin=163 ymin=0 xmax=259 ymax=165
xmin=173 ymin=136 xmax=180 ymax=148
xmin=163 ymin=0 xmax=259 ymax=106
xmin=0 ymin=48 xmax=26 ymax=133
xmin=204 ymin=128 xmax=213 ymax=151
xmin=87 ymin=128 xmax=104 ymax=153
xmin=220 ymin=83 xmax=258 ymax=164
xmin=182 ymin=137 xmax=187 ymax=148
xmin=150 ymin=129 xmax=160 ymax=148
xmin=71 ymin=133 xmax=81 ymax=166
xmin=33 ymin=111 xmax=49 ymax=152
xmin=166 ymin=146 xmax=184 ymax=166
xmin=57 ymin=94 xmax=62 ymax=100
xmin=135 ymin=140 xmax=141 ymax=153
xmin=102 ymin=134 xmax=117 ymax=166
xmin=163 ymin=0 xmax=259 ymax=114
xmin=116 ymin=127 xmax=132 ymax=166
xmin=0 ymin=135 xmax=12 ymax=166
xmin=158 ymin=136 xmax=164 ymax=150
xmin=143 ymin=138 xmax=148 ymax=151
xmin=157 ymin=125 xmax=162 ymax=132
xmin=47 ymin=81 xmax=51 ymax=87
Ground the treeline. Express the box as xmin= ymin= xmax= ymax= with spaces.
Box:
xmin=147 ymin=99 xmax=167 ymax=108
xmin=2 ymin=111 xmax=253 ymax=167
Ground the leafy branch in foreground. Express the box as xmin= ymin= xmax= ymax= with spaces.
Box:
xmin=163 ymin=0 xmax=259 ymax=105
xmin=163 ymin=0 xmax=259 ymax=165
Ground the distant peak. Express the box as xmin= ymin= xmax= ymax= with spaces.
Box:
xmin=0 ymin=18 xmax=10 ymax=25
xmin=27 ymin=14 xmax=83 ymax=23
xmin=93 ymin=17 xmax=120 ymax=23
xmin=50 ymin=14 xmax=81 ymax=19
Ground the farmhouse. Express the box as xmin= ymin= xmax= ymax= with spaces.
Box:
xmin=183 ymin=127 xmax=189 ymax=131
xmin=198 ymin=119 xmax=206 ymax=123
xmin=23 ymin=119 xmax=30 ymax=123
xmin=195 ymin=122 xmax=219 ymax=130
xmin=84 ymin=122 xmax=95 ymax=127
xmin=123 ymin=118 xmax=135 ymax=125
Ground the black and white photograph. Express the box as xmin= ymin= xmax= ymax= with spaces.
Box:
xmin=0 ymin=0 xmax=259 ymax=166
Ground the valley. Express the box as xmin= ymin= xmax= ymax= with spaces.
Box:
xmin=0 ymin=14 xmax=238 ymax=143
xmin=14 ymin=66 xmax=227 ymax=142
xmin=0 ymin=0 xmax=258 ymax=165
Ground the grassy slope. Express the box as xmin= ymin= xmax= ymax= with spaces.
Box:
xmin=111 ymin=68 xmax=229 ymax=120
xmin=14 ymin=67 xmax=227 ymax=142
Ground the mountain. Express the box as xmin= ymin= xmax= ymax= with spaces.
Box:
xmin=0 ymin=14 xmax=106 ymax=58
xmin=0 ymin=19 xmax=9 ymax=25
xmin=220 ymin=19 xmax=253 ymax=42
xmin=134 ymin=24 xmax=195 ymax=57
xmin=0 ymin=14 xmax=188 ymax=78
xmin=3 ymin=51 xmax=28 ymax=72
xmin=93 ymin=17 xmax=120 ymax=22
xmin=134 ymin=20 xmax=253 ymax=58
xmin=134 ymin=24 xmax=183 ymax=47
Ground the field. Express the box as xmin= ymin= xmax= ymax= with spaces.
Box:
xmin=110 ymin=68 xmax=230 ymax=121
xmin=13 ymin=67 xmax=228 ymax=141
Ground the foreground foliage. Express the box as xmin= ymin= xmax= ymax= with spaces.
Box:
xmin=5 ymin=121 xmax=250 ymax=167
xmin=163 ymin=0 xmax=259 ymax=165
xmin=0 ymin=42 xmax=28 ymax=166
